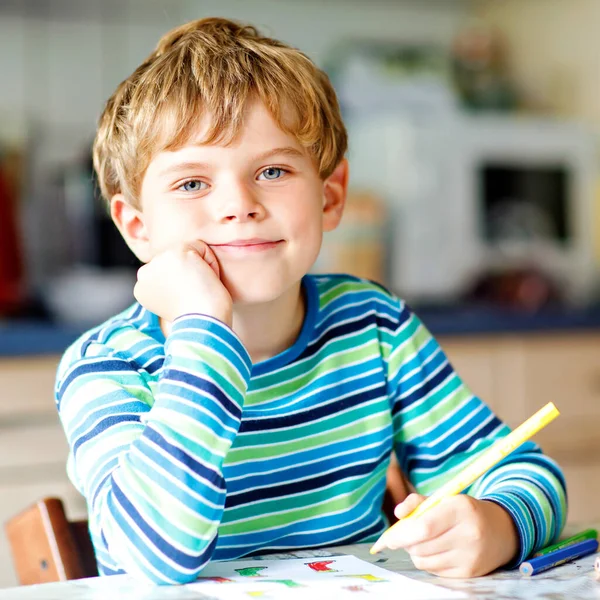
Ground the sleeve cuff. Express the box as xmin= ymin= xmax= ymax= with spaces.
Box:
xmin=167 ymin=313 xmax=252 ymax=379
xmin=480 ymin=492 xmax=535 ymax=568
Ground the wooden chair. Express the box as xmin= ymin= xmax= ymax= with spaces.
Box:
xmin=383 ymin=453 xmax=412 ymax=525
xmin=4 ymin=459 xmax=409 ymax=585
xmin=4 ymin=497 xmax=98 ymax=585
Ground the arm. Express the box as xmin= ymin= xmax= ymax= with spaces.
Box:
xmin=56 ymin=314 xmax=251 ymax=584
xmin=382 ymin=299 xmax=567 ymax=572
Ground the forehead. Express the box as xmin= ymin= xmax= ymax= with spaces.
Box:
xmin=148 ymin=100 xmax=311 ymax=172
xmin=193 ymin=100 xmax=303 ymax=150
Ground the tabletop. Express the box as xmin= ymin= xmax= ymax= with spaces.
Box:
xmin=0 ymin=542 xmax=598 ymax=600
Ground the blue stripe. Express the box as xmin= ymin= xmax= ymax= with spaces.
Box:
xmin=161 ymin=369 xmax=242 ymax=420
xmin=407 ymin=416 xmax=502 ymax=471
xmin=73 ymin=414 xmax=141 ymax=455
xmin=225 ymin=448 xmax=389 ymax=508
xmin=58 ymin=359 xmax=134 ymax=404
xmin=238 ymin=382 xmax=387 ymax=432
xmin=142 ymin=427 xmax=227 ymax=491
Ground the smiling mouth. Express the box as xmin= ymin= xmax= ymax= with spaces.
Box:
xmin=210 ymin=240 xmax=284 ymax=254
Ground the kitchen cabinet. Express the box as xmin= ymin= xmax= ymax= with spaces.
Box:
xmin=0 ymin=357 xmax=86 ymax=588
xmin=441 ymin=332 xmax=600 ymax=526
xmin=0 ymin=332 xmax=599 ymax=586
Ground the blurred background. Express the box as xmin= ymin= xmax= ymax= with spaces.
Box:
xmin=1 ymin=0 xmax=600 ymax=587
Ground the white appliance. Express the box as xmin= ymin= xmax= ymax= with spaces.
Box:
xmin=347 ymin=114 xmax=598 ymax=305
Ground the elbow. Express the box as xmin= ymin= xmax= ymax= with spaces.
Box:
xmin=104 ymin=533 xmax=219 ymax=586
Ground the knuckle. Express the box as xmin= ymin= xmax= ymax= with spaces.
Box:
xmin=465 ymin=520 xmax=484 ymax=544
xmin=418 ymin=521 xmax=434 ymax=539
xmin=456 ymin=495 xmax=478 ymax=518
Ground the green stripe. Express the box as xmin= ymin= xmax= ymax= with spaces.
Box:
xmin=220 ymin=461 xmax=387 ymax=533
xmin=226 ymin=411 xmax=390 ymax=464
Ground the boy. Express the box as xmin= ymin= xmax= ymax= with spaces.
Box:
xmin=55 ymin=17 xmax=566 ymax=585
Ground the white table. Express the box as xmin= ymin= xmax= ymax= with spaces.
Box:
xmin=1 ymin=542 xmax=598 ymax=599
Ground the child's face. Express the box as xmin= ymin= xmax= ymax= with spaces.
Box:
xmin=113 ymin=100 xmax=347 ymax=305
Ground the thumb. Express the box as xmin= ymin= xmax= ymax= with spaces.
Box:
xmin=394 ymin=493 xmax=427 ymax=521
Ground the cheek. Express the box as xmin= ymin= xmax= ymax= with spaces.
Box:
xmin=282 ymin=190 xmax=324 ymax=236
xmin=146 ymin=211 xmax=204 ymax=254
xmin=288 ymin=208 xmax=324 ymax=265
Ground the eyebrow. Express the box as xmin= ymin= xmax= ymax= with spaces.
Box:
xmin=253 ymin=146 xmax=306 ymax=162
xmin=158 ymin=146 xmax=306 ymax=179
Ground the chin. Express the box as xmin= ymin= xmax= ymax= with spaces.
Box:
xmin=222 ymin=267 xmax=305 ymax=306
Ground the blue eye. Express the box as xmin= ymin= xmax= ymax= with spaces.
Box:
xmin=179 ymin=180 xmax=207 ymax=192
xmin=258 ymin=167 xmax=286 ymax=181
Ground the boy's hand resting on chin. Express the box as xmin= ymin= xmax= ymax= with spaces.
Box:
xmin=134 ymin=241 xmax=233 ymax=327
xmin=388 ymin=493 xmax=519 ymax=578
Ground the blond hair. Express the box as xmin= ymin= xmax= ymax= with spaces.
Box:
xmin=93 ymin=17 xmax=348 ymax=206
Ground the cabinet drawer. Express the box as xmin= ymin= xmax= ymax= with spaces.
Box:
xmin=0 ymin=420 xmax=69 ymax=472
xmin=440 ymin=337 xmax=497 ymax=407
xmin=561 ymin=463 xmax=600 ymax=524
xmin=0 ymin=356 xmax=60 ymax=419
xmin=520 ymin=334 xmax=600 ymax=418
xmin=439 ymin=335 xmax=530 ymax=427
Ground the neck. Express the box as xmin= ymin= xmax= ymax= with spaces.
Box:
xmin=159 ymin=281 xmax=306 ymax=363
xmin=232 ymin=281 xmax=306 ymax=363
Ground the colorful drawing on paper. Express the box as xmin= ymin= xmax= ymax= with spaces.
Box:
xmin=235 ymin=566 xmax=268 ymax=577
xmin=262 ymin=579 xmax=303 ymax=588
xmin=188 ymin=554 xmax=467 ymax=599
xmin=338 ymin=573 xmax=387 ymax=582
xmin=305 ymin=560 xmax=338 ymax=572
xmin=197 ymin=576 xmax=235 ymax=583
xmin=344 ymin=585 xmax=369 ymax=593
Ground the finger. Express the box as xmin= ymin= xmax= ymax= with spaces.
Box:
xmin=409 ymin=548 xmax=458 ymax=575
xmin=386 ymin=503 xmax=457 ymax=549
xmin=133 ymin=265 xmax=148 ymax=303
xmin=413 ymin=555 xmax=485 ymax=579
xmin=135 ymin=263 xmax=149 ymax=282
xmin=187 ymin=240 xmax=221 ymax=278
xmin=394 ymin=493 xmax=426 ymax=520
xmin=404 ymin=526 xmax=457 ymax=558
xmin=201 ymin=244 xmax=221 ymax=278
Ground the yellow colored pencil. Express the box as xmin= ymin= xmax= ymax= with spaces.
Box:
xmin=370 ymin=402 xmax=560 ymax=554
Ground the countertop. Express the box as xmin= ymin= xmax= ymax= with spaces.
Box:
xmin=3 ymin=304 xmax=600 ymax=357
xmin=1 ymin=540 xmax=599 ymax=599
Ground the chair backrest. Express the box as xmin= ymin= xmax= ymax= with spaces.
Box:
xmin=4 ymin=497 xmax=98 ymax=585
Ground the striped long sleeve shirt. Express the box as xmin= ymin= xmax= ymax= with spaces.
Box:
xmin=55 ymin=274 xmax=567 ymax=584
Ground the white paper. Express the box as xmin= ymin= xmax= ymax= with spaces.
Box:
xmin=187 ymin=555 xmax=466 ymax=599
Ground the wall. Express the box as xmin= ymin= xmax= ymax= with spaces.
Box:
xmin=473 ymin=0 xmax=600 ymax=128
xmin=0 ymin=0 xmax=469 ymax=288
xmin=0 ymin=0 xmax=470 ymax=170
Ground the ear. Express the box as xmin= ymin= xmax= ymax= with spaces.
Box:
xmin=322 ymin=158 xmax=349 ymax=232
xmin=110 ymin=194 xmax=153 ymax=263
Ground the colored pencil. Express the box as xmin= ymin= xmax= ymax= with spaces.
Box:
xmin=370 ymin=402 xmax=560 ymax=554
xmin=533 ymin=528 xmax=597 ymax=557
xmin=519 ymin=538 xmax=598 ymax=576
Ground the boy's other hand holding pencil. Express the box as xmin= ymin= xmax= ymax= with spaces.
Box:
xmin=386 ymin=493 xmax=519 ymax=578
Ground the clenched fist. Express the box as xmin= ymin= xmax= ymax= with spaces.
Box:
xmin=134 ymin=241 xmax=233 ymax=327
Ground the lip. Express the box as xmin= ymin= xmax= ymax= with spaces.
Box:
xmin=210 ymin=238 xmax=284 ymax=254
xmin=213 ymin=238 xmax=278 ymax=247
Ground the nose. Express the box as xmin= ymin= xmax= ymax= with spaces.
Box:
xmin=217 ymin=182 xmax=266 ymax=223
